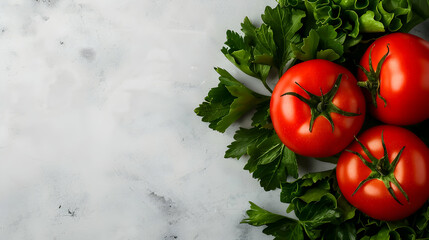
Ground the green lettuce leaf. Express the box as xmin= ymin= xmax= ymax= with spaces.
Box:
xmin=359 ymin=10 xmax=385 ymax=32
xmin=335 ymin=0 xmax=370 ymax=10
xmin=292 ymin=25 xmax=345 ymax=61
xmin=376 ymin=0 xmax=412 ymax=32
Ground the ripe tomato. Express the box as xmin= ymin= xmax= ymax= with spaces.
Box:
xmin=336 ymin=125 xmax=429 ymax=221
xmin=357 ymin=33 xmax=429 ymax=125
xmin=270 ymin=59 xmax=366 ymax=158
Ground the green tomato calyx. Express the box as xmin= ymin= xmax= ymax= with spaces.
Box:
xmin=357 ymin=44 xmax=390 ymax=108
xmin=281 ymin=73 xmax=361 ymax=133
xmin=347 ymin=131 xmax=409 ymax=205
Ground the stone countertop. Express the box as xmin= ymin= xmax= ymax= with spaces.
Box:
xmin=0 ymin=1 xmax=427 ymax=239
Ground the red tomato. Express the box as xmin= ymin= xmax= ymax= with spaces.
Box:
xmin=270 ymin=59 xmax=366 ymax=158
xmin=336 ymin=125 xmax=429 ymax=221
xmin=357 ymin=33 xmax=429 ymax=125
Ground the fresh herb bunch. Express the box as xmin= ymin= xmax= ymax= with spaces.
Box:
xmin=195 ymin=0 xmax=429 ymax=239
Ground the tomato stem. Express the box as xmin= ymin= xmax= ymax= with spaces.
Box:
xmin=357 ymin=44 xmax=390 ymax=108
xmin=347 ymin=131 xmax=409 ymax=205
xmin=281 ymin=74 xmax=361 ymax=133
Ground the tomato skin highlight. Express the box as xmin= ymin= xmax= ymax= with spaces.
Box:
xmin=270 ymin=59 xmax=366 ymax=158
xmin=336 ymin=125 xmax=429 ymax=221
xmin=358 ymin=33 xmax=429 ymax=125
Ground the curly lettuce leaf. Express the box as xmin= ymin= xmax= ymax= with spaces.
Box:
xmin=376 ymin=0 xmax=412 ymax=32
xmin=292 ymin=25 xmax=345 ymax=61
xmin=359 ymin=10 xmax=385 ymax=32
xmin=343 ymin=10 xmax=360 ymax=38
xmin=335 ymin=0 xmax=370 ymax=10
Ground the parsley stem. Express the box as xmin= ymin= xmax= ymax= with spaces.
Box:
xmin=263 ymin=79 xmax=273 ymax=93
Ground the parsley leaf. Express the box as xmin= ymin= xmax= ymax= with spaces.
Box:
xmin=223 ymin=5 xmax=306 ymax=83
xmin=294 ymin=194 xmax=342 ymax=239
xmin=245 ymin=134 xmax=298 ymax=191
xmin=281 ymin=170 xmax=334 ymax=212
xmin=322 ymin=222 xmax=357 ymax=240
xmin=222 ymin=19 xmax=274 ymax=92
xmin=242 ymin=201 xmax=287 ymax=226
xmin=222 ymin=30 xmax=254 ymax=77
xmin=251 ymin=102 xmax=272 ymax=128
xmin=194 ymin=68 xmax=269 ymax=133
xmin=242 ymin=202 xmax=305 ymax=240
xmin=224 ymin=127 xmax=273 ymax=159
xmin=225 ymin=127 xmax=298 ymax=191
xmin=261 ymin=5 xmax=306 ymax=73
xmin=416 ymin=204 xmax=429 ymax=232
xmin=241 ymin=17 xmax=277 ymax=67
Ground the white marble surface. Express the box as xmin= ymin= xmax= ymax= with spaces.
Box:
xmin=0 ymin=1 xmax=428 ymax=240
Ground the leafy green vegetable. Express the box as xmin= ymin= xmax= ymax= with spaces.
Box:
xmin=242 ymin=202 xmax=305 ymax=240
xmin=243 ymin=169 xmax=429 ymax=239
xmin=244 ymin=170 xmax=353 ymax=240
xmin=323 ymin=222 xmax=357 ymax=240
xmin=222 ymin=24 xmax=273 ymax=90
xmin=195 ymin=0 xmax=429 ymax=239
xmin=400 ymin=0 xmax=429 ymax=32
xmin=242 ymin=201 xmax=289 ymax=226
xmin=222 ymin=5 xmax=306 ymax=90
xmin=276 ymin=0 xmax=429 ymax=55
xmin=292 ymin=25 xmax=345 ymax=61
xmin=246 ymin=134 xmax=298 ymax=191
xmin=226 ymin=128 xmax=298 ymax=191
xmin=224 ymin=127 xmax=273 ymax=159
xmin=194 ymin=68 xmax=269 ymax=133
xmin=251 ymin=102 xmax=272 ymax=128
xmin=260 ymin=6 xmax=306 ymax=73
xmin=410 ymin=0 xmax=429 ymax=20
